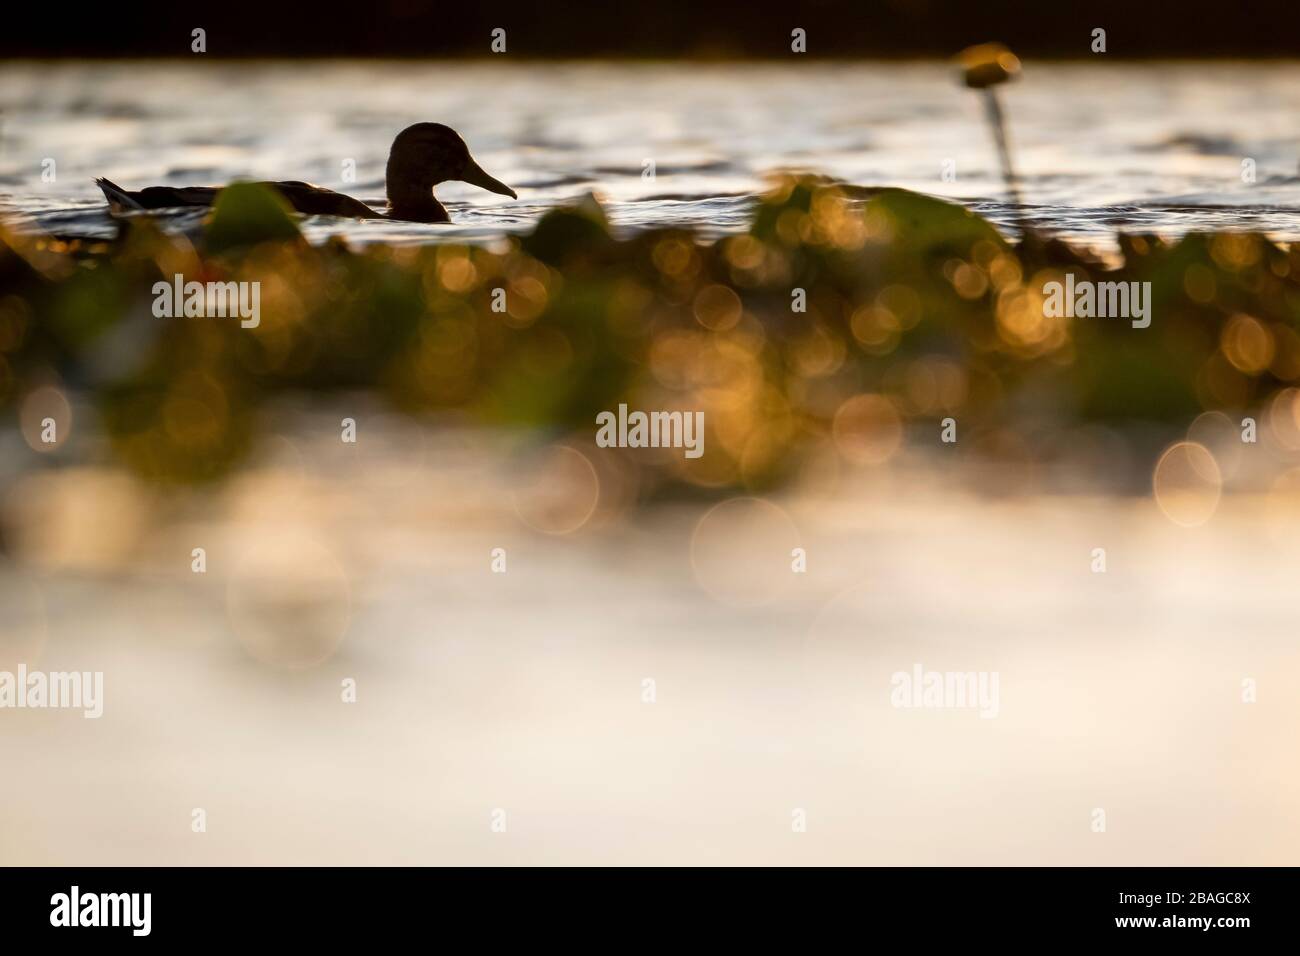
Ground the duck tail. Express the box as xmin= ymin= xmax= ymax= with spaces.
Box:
xmin=95 ymin=177 xmax=142 ymax=214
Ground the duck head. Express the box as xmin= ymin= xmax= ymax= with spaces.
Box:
xmin=385 ymin=123 xmax=517 ymax=222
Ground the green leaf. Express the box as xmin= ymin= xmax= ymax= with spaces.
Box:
xmin=204 ymin=182 xmax=302 ymax=254
xmin=866 ymin=188 xmax=1008 ymax=256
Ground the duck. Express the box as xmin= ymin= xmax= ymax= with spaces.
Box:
xmin=95 ymin=123 xmax=517 ymax=223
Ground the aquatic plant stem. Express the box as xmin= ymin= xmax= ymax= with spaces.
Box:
xmin=982 ymin=90 xmax=1028 ymax=238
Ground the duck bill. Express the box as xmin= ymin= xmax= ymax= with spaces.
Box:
xmin=460 ymin=158 xmax=517 ymax=199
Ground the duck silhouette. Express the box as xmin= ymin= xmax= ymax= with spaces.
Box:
xmin=95 ymin=123 xmax=516 ymax=223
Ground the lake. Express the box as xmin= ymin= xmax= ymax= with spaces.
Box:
xmin=3 ymin=416 xmax=1298 ymax=864
xmin=2 ymin=60 xmax=1298 ymax=249
xmin=3 ymin=60 xmax=1300 ymax=864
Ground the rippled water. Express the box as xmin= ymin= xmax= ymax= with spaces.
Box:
xmin=2 ymin=60 xmax=1298 ymax=249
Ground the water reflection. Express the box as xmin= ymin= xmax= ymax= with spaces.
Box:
xmin=6 ymin=62 xmax=1300 ymax=249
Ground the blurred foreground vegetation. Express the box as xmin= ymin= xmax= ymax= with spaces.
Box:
xmin=2 ymin=178 xmax=1299 ymax=492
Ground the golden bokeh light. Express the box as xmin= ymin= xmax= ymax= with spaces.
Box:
xmin=849 ymin=304 xmax=902 ymax=354
xmin=1220 ymin=314 xmax=1274 ymax=375
xmin=1185 ymin=410 xmax=1243 ymax=478
xmin=689 ymin=496 xmax=800 ymax=606
xmin=692 ymin=284 xmax=743 ymax=332
xmin=510 ymin=443 xmax=601 ymax=535
xmin=1152 ymin=441 xmax=1222 ymax=527
xmin=832 ymin=393 xmax=903 ymax=465
xmin=1267 ymin=387 xmax=1300 ymax=451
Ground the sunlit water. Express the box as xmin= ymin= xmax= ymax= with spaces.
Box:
xmin=4 ymin=413 xmax=1300 ymax=864
xmin=1 ymin=60 xmax=1298 ymax=250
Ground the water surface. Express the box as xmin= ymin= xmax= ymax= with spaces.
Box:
xmin=2 ymin=60 xmax=1298 ymax=249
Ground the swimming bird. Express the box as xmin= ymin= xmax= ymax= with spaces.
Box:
xmin=95 ymin=123 xmax=516 ymax=223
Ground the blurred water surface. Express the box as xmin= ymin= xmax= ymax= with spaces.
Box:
xmin=2 ymin=60 xmax=1298 ymax=248
xmin=4 ymin=61 xmax=1300 ymax=867
xmin=2 ymin=415 xmax=1299 ymax=864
